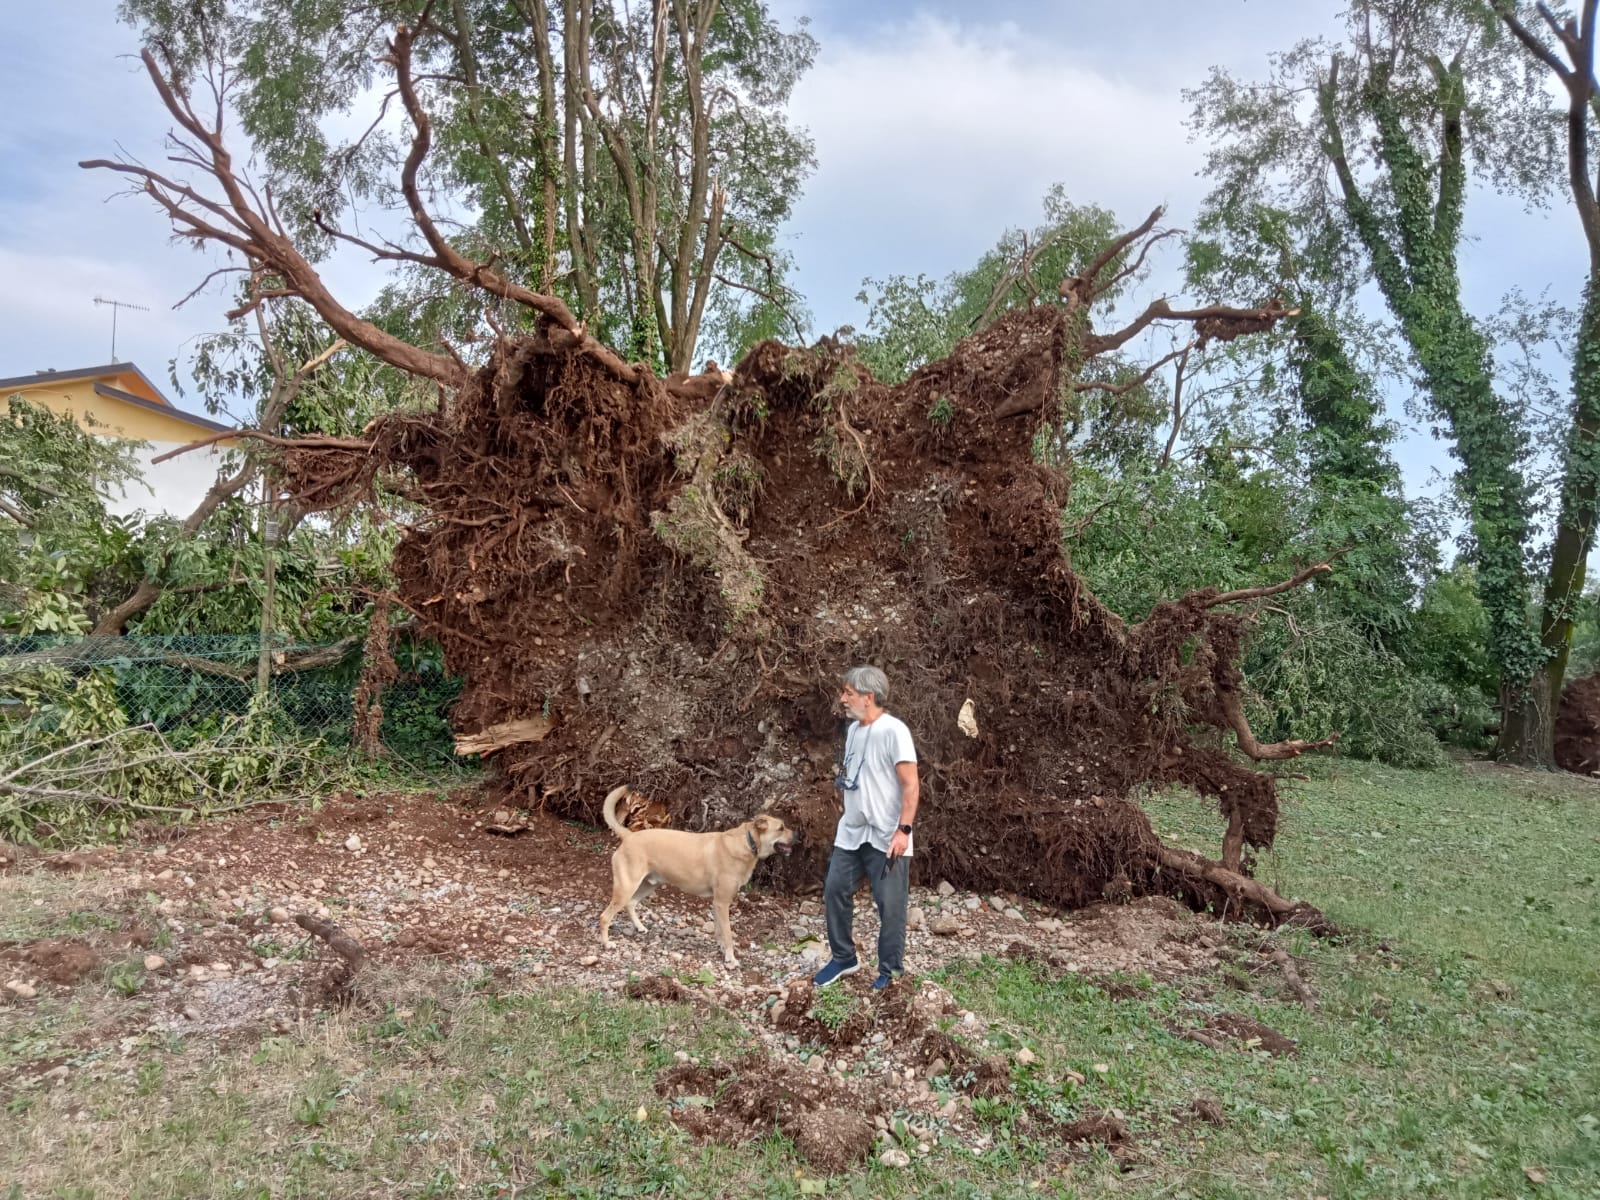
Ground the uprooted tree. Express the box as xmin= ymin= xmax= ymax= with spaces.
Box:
xmin=86 ymin=26 xmax=1342 ymax=926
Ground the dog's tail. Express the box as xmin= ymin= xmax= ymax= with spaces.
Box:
xmin=602 ymin=784 xmax=632 ymax=836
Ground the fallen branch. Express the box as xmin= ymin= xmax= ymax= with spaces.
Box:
xmin=1177 ymin=1027 xmax=1229 ymax=1051
xmin=453 ymin=715 xmax=553 ymax=757
xmin=1201 ymin=562 xmax=1333 ymax=609
xmin=0 ymin=634 xmax=368 ymax=685
xmin=293 ymin=913 xmax=368 ymax=974
xmin=151 ymin=428 xmax=375 ymax=466
xmin=1270 ymin=947 xmax=1317 ymax=1009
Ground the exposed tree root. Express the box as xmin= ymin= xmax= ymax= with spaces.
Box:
xmin=81 ymin=42 xmax=1341 ymax=923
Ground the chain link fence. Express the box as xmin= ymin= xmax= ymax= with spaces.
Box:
xmin=0 ymin=633 xmax=464 ymax=764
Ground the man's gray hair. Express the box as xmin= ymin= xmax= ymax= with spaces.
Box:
xmin=842 ymin=665 xmax=889 ymax=706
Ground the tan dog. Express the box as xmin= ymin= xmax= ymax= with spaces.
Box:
xmin=598 ymin=784 xmax=796 ymax=967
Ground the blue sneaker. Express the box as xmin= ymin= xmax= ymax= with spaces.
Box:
xmin=870 ymin=971 xmax=896 ymax=991
xmin=812 ymin=958 xmax=860 ymax=988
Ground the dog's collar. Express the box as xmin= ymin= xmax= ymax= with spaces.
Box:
xmin=745 ymin=829 xmax=759 ymax=856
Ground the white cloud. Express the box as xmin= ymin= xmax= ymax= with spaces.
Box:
xmin=785 ymin=15 xmax=1205 ymax=332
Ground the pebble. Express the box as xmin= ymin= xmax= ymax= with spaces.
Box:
xmin=5 ymin=980 xmax=37 ymax=1000
xmin=930 ymin=916 xmax=960 ymax=937
xmin=154 ymin=868 xmax=174 ymax=881
xmin=937 ymin=880 xmax=955 ymax=897
xmin=907 ymin=906 xmax=926 ymax=930
xmin=182 ymin=1006 xmax=201 ymax=1021
xmin=806 ymin=1055 xmax=827 ymax=1073
xmin=345 ymin=834 xmax=363 ymax=852
xmin=42 ymin=1065 xmax=70 ymax=1084
xmin=879 ymin=1147 xmax=911 ymax=1168
xmin=579 ymin=955 xmax=599 ymax=967
xmin=143 ymin=955 xmax=166 ymax=972
xmin=1004 ymin=907 xmax=1026 ymax=921
xmin=1015 ymin=1047 xmax=1036 ymax=1065
xmin=963 ymin=897 xmax=982 ymax=911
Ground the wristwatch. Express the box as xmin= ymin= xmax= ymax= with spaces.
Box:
xmin=898 ymin=824 xmax=914 ymax=835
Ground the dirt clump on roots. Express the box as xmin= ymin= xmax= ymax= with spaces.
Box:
xmin=1556 ymin=672 xmax=1600 ymax=775
xmin=655 ymin=1055 xmax=883 ymax=1171
xmin=282 ymin=296 xmax=1329 ymax=924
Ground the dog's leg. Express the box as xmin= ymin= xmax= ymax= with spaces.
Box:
xmin=626 ymin=876 xmax=659 ymax=934
xmin=711 ymin=889 xmax=739 ymax=968
xmin=601 ymin=856 xmax=643 ymax=950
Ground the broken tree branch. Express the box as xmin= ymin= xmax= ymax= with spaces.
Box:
xmin=1201 ymin=562 xmax=1334 ymax=609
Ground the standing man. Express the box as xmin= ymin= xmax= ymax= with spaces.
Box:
xmin=812 ymin=665 xmax=920 ymax=991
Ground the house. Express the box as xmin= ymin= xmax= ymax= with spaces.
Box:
xmin=0 ymin=363 xmax=238 ymax=518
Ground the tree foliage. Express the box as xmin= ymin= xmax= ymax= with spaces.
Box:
xmin=1186 ymin=0 xmax=1589 ymax=762
xmin=120 ymin=0 xmax=817 ymax=370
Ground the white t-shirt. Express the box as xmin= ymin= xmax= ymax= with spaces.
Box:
xmin=833 ymin=713 xmax=918 ymax=856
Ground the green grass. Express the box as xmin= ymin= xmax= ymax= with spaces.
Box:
xmin=2 ymin=759 xmax=1597 ymax=1198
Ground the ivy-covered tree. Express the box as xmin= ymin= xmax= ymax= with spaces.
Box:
xmin=1187 ymin=0 xmax=1575 ymax=763
xmin=1489 ymin=0 xmax=1600 ymax=753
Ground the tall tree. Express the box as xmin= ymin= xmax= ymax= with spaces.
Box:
xmin=120 ymin=0 xmax=816 ymax=371
xmin=1187 ymin=0 xmax=1572 ymax=762
xmin=1490 ymin=0 xmax=1600 ymax=754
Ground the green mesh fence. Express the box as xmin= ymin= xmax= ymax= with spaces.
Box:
xmin=0 ymin=633 xmax=464 ymax=763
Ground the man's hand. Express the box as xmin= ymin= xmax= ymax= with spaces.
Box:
xmin=887 ymin=828 xmax=910 ymax=860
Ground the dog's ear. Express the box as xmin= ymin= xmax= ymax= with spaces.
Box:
xmin=752 ymin=815 xmax=772 ymax=833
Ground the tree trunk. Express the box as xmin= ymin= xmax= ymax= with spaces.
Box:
xmin=1496 ymin=678 xmax=1557 ymax=767
xmin=1498 ymin=273 xmax=1600 ymax=766
xmin=255 ymin=496 xmax=278 ymax=699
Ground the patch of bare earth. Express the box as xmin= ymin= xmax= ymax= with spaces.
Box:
xmin=1 ymin=789 xmax=1245 ymax=1162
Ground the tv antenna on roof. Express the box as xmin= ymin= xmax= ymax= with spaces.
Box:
xmin=93 ymin=295 xmax=150 ymax=361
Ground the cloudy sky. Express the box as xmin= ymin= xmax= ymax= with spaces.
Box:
xmin=0 ymin=1 xmax=1581 ymax=510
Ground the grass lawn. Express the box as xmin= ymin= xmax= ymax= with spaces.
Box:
xmin=3 ymin=757 xmax=1597 ymax=1198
